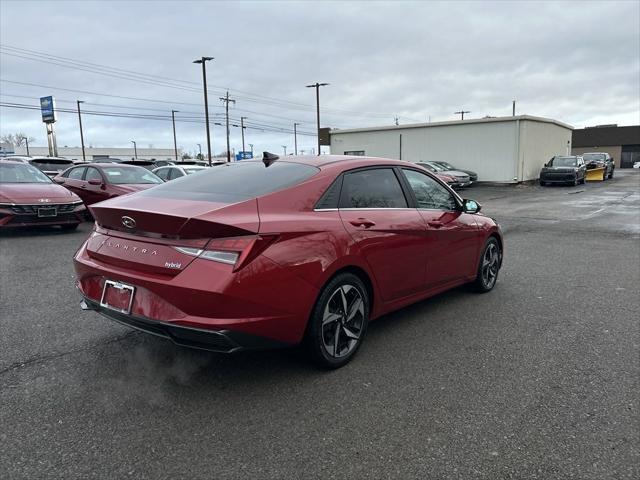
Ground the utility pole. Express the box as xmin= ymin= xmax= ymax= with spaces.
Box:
xmin=454 ymin=109 xmax=471 ymax=120
xmin=240 ymin=116 xmax=247 ymax=155
xmin=25 ymin=137 xmax=30 ymax=156
xmin=193 ymin=56 xmax=214 ymax=166
xmin=306 ymin=82 xmax=329 ymax=155
xmin=512 ymin=100 xmax=516 ymax=116
xmin=282 ymin=145 xmax=287 ymax=156
xmin=293 ymin=122 xmax=299 ymax=155
xmin=76 ymin=100 xmax=86 ymax=161
xmin=131 ymin=140 xmax=137 ymax=160
xmin=171 ymin=110 xmax=179 ymax=161
xmin=220 ymin=91 xmax=235 ymax=162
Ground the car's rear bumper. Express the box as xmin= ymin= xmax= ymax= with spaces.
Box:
xmin=80 ymin=296 xmax=287 ymax=352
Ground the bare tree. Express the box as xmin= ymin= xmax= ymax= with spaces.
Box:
xmin=0 ymin=132 xmax=35 ymax=147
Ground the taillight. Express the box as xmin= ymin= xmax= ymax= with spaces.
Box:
xmin=174 ymin=235 xmax=276 ymax=271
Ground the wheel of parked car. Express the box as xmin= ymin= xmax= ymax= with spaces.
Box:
xmin=473 ymin=238 xmax=501 ymax=293
xmin=609 ymin=170 xmax=614 ymax=179
xmin=305 ymin=272 xmax=369 ymax=368
xmin=539 ymin=180 xmax=545 ymax=186
xmin=573 ymin=177 xmax=579 ymax=186
xmin=60 ymin=224 xmax=79 ymax=231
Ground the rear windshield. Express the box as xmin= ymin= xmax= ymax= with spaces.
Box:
xmin=30 ymin=160 xmax=74 ymax=172
xmin=0 ymin=163 xmax=52 ymax=183
xmin=139 ymin=161 xmax=319 ymax=202
xmin=549 ymin=156 xmax=578 ymax=167
xmin=102 ymin=167 xmax=163 ymax=184
xmin=582 ymin=153 xmax=606 ymax=161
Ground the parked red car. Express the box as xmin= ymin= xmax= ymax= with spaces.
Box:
xmin=0 ymin=161 xmax=85 ymax=229
xmin=54 ymin=163 xmax=163 ymax=206
xmin=74 ymin=155 xmax=503 ymax=368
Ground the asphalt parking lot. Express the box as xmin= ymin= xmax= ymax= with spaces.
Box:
xmin=1 ymin=171 xmax=639 ymax=479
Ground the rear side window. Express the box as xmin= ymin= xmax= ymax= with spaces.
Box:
xmin=340 ymin=168 xmax=407 ymax=208
xmin=68 ymin=167 xmax=86 ymax=180
xmin=86 ymin=167 xmax=103 ymax=182
xmin=139 ymin=161 xmax=319 ymax=203
xmin=154 ymin=168 xmax=170 ymax=181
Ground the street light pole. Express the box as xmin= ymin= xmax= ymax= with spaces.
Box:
xmin=306 ymin=82 xmax=329 ymax=155
xmin=293 ymin=122 xmax=299 ymax=155
xmin=197 ymin=143 xmax=202 ymax=160
xmin=171 ymin=110 xmax=179 ymax=161
xmin=240 ymin=116 xmax=247 ymax=155
xmin=25 ymin=137 xmax=30 ymax=156
xmin=131 ymin=140 xmax=137 ymax=160
xmin=282 ymin=145 xmax=287 ymax=156
xmin=193 ymin=56 xmax=214 ymax=166
xmin=76 ymin=100 xmax=86 ymax=162
xmin=454 ymin=109 xmax=471 ymax=120
xmin=248 ymin=143 xmax=254 ymax=156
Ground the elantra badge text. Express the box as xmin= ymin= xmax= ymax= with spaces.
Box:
xmin=104 ymin=241 xmax=157 ymax=255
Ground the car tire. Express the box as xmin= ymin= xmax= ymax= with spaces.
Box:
xmin=573 ymin=177 xmax=579 ymax=186
xmin=609 ymin=170 xmax=614 ymax=179
xmin=580 ymin=175 xmax=586 ymax=185
xmin=60 ymin=223 xmax=79 ymax=231
xmin=539 ymin=180 xmax=546 ymax=186
xmin=472 ymin=237 xmax=501 ymax=293
xmin=304 ymin=273 xmax=369 ymax=369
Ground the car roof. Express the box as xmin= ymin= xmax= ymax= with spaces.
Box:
xmin=245 ymin=154 xmax=415 ymax=171
xmin=73 ymin=162 xmax=148 ymax=169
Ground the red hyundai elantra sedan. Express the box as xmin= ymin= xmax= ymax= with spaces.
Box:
xmin=54 ymin=163 xmax=163 ymax=206
xmin=74 ymin=154 xmax=503 ymax=368
xmin=0 ymin=161 xmax=86 ymax=229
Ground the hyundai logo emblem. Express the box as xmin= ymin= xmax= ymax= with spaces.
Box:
xmin=121 ymin=216 xmax=136 ymax=229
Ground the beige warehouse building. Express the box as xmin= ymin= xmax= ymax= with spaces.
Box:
xmin=328 ymin=115 xmax=573 ymax=183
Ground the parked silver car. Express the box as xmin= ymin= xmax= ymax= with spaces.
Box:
xmin=417 ymin=161 xmax=472 ymax=187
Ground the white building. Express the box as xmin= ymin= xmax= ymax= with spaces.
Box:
xmin=13 ymin=146 xmax=182 ymax=161
xmin=329 ymin=115 xmax=573 ymax=183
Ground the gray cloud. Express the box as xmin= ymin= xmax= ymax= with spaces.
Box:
xmin=1 ymin=0 xmax=638 ymax=155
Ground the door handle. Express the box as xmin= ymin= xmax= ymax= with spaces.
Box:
xmin=349 ymin=218 xmax=376 ymax=228
xmin=427 ymin=221 xmax=444 ymax=228
xmin=80 ymin=185 xmax=87 ymax=189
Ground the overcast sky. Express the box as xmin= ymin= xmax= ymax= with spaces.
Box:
xmin=1 ymin=0 xmax=638 ymax=156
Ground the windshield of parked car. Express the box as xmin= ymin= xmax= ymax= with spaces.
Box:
xmin=183 ymin=167 xmax=206 ymax=175
xmin=425 ymin=162 xmax=445 ymax=172
xmin=0 ymin=163 xmax=52 ymax=183
xmin=416 ymin=162 xmax=436 ymax=172
xmin=548 ymin=156 xmax=578 ymax=167
xmin=30 ymin=160 xmax=74 ymax=172
xmin=139 ymin=161 xmax=319 ymax=203
xmin=437 ymin=161 xmax=455 ymax=170
xmin=582 ymin=153 xmax=606 ymax=162
xmin=102 ymin=166 xmax=163 ymax=184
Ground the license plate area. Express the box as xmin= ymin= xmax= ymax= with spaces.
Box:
xmin=37 ymin=207 xmax=57 ymax=217
xmin=100 ymin=280 xmax=135 ymax=314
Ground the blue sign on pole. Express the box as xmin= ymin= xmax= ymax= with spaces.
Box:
xmin=40 ymin=96 xmax=56 ymax=123
xmin=235 ymin=151 xmax=253 ymax=161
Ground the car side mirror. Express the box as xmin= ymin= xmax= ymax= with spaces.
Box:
xmin=53 ymin=177 xmax=65 ymax=184
xmin=462 ymin=199 xmax=481 ymax=214
xmin=88 ymin=178 xmax=102 ymax=186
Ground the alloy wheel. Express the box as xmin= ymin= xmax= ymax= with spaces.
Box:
xmin=481 ymin=243 xmax=500 ymax=289
xmin=321 ymin=284 xmax=365 ymax=358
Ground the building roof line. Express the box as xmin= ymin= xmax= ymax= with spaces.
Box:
xmin=329 ymin=115 xmax=574 ymax=134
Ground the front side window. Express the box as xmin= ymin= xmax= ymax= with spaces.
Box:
xmin=154 ymin=168 xmax=170 ymax=181
xmin=168 ymin=168 xmax=184 ymax=180
xmin=340 ymin=168 xmax=407 ymax=208
xmin=402 ymin=169 xmax=457 ymax=211
xmin=85 ymin=167 xmax=103 ymax=182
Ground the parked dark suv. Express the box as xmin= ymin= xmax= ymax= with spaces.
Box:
xmin=582 ymin=152 xmax=615 ymax=180
xmin=539 ymin=156 xmax=586 ymax=186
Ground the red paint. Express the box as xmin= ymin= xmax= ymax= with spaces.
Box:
xmin=74 ymin=156 xmax=502 ymax=347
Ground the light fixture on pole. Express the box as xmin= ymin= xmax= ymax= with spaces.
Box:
xmin=76 ymin=100 xmax=86 ymax=162
xmin=306 ymin=82 xmax=329 ymax=155
xmin=193 ymin=56 xmax=214 ymax=166
xmin=171 ymin=110 xmax=179 ymax=161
